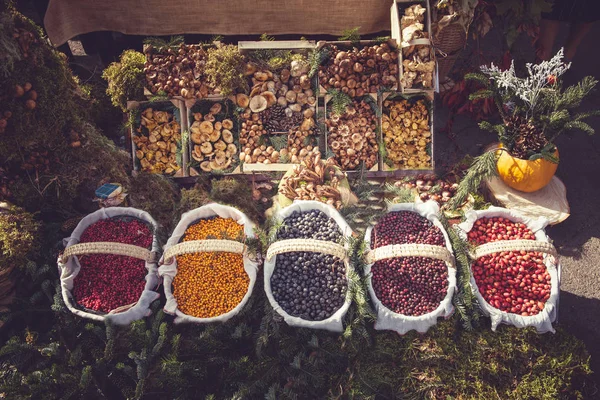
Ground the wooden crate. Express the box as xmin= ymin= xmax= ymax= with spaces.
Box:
xmin=126 ymin=99 xmax=187 ymax=177
xmin=323 ymin=93 xmax=381 ymax=172
xmin=379 ymin=91 xmax=435 ymax=173
xmin=142 ymin=43 xmax=224 ymax=104
xmin=391 ymin=0 xmax=439 ymax=93
xmin=186 ymin=98 xmax=242 ymax=175
xmin=238 ymin=40 xmax=319 ymax=173
xmin=316 ymin=39 xmax=402 ymax=98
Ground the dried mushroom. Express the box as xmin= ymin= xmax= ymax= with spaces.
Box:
xmin=144 ymin=44 xmax=214 ymax=99
xmin=132 ymin=107 xmax=182 ymax=174
xmin=326 ymin=100 xmax=378 ymax=170
xmin=382 ymin=99 xmax=431 ymax=169
xmin=189 ymin=102 xmax=237 ymax=171
xmin=401 ymin=4 xmax=428 ymax=45
xmin=279 ymin=153 xmax=343 ymax=209
xmin=401 ymin=45 xmax=435 ymax=89
xmin=318 ymin=43 xmax=399 ymax=97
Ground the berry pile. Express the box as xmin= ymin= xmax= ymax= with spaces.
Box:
xmin=469 ymin=217 xmax=551 ymax=316
xmin=370 ymin=211 xmax=449 ymax=316
xmin=271 ymin=210 xmax=348 ymax=321
xmin=73 ymin=218 xmax=153 ymax=313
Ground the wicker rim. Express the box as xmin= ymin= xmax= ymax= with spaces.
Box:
xmin=473 ymin=240 xmax=558 ymax=260
xmin=163 ymin=239 xmax=245 ymax=263
xmin=266 ymin=239 xmax=347 ymax=262
xmin=61 ymin=242 xmax=156 ymax=263
xmin=365 ymin=243 xmax=455 ymax=267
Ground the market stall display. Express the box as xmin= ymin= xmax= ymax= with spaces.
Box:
xmin=457 ymin=207 xmax=560 ymax=333
xmin=365 ymin=202 xmax=456 ymax=334
xmin=264 ymin=201 xmax=353 ymax=332
xmin=159 ymin=203 xmax=258 ymax=323
xmin=57 ymin=207 xmax=161 ymax=324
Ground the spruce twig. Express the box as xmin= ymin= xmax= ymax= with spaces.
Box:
xmin=449 ymin=151 xmax=498 ymax=210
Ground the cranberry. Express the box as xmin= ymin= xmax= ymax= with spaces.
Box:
xmin=72 ymin=218 xmax=153 ymax=313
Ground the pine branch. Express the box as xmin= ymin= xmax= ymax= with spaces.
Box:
xmin=338 ymin=27 xmax=361 ymax=43
xmin=308 ymin=47 xmax=330 ymax=78
xmin=468 ymin=89 xmax=494 ymax=101
xmin=574 ymin=110 xmax=600 ymax=121
xmin=564 ymin=120 xmax=595 ymax=135
xmin=327 ymin=89 xmax=352 ymax=116
xmin=555 ymin=76 xmax=598 ymax=110
xmin=464 ymin=72 xmax=490 ymax=87
xmin=449 ymin=150 xmax=498 ymax=210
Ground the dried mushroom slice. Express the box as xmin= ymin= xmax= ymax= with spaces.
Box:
xmin=221 ymin=129 xmax=234 ymax=144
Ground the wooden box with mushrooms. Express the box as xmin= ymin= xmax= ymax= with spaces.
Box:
xmin=380 ymin=93 xmax=433 ymax=170
xmin=188 ymin=100 xmax=238 ymax=173
xmin=390 ymin=2 xmax=437 ymax=91
xmin=144 ymin=43 xmax=217 ymax=100
xmin=325 ymin=96 xmax=379 ymax=171
xmin=131 ymin=102 xmax=184 ymax=176
xmin=317 ymin=40 xmax=400 ymax=97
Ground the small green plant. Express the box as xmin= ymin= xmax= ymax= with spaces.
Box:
xmin=0 ymin=202 xmax=39 ymax=266
xmin=102 ymin=50 xmax=146 ymax=111
xmin=205 ymin=44 xmax=248 ymax=96
xmin=327 ymin=89 xmax=352 ymax=116
xmin=338 ymin=27 xmax=361 ymax=43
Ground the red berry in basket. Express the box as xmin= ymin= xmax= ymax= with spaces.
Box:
xmin=469 ymin=218 xmax=551 ymax=316
xmin=370 ymin=211 xmax=449 ymax=316
xmin=72 ymin=218 xmax=153 ymax=313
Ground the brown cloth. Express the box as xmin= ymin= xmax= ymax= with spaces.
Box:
xmin=44 ymin=0 xmax=393 ymax=46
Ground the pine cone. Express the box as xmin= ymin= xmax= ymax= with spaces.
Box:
xmin=504 ymin=115 xmax=548 ymax=158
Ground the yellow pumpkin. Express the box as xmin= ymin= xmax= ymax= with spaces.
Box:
xmin=496 ymin=147 xmax=559 ymax=192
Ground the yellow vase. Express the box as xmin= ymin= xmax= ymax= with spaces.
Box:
xmin=496 ymin=147 xmax=559 ymax=193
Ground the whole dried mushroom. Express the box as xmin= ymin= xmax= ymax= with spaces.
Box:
xmin=326 ymin=100 xmax=378 ymax=170
xmin=279 ymin=153 xmax=343 ymax=209
xmin=144 ymin=44 xmax=214 ymax=99
xmin=401 ymin=4 xmax=428 ymax=46
xmin=318 ymin=43 xmax=398 ymax=97
xmin=189 ymin=103 xmax=237 ymax=172
xmin=402 ymin=45 xmax=435 ymax=89
xmin=382 ymin=99 xmax=431 ymax=169
xmin=246 ymin=66 xmax=315 ymax=134
xmin=133 ymin=107 xmax=182 ymax=174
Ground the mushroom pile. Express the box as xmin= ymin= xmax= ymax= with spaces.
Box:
xmin=190 ymin=102 xmax=237 ymax=172
xmin=326 ymin=100 xmax=378 ymax=170
xmin=238 ymin=109 xmax=283 ymax=164
xmin=400 ymin=4 xmax=428 ymax=46
xmin=133 ymin=108 xmax=182 ymax=175
xmin=279 ymin=153 xmax=343 ymax=209
xmin=144 ymin=44 xmax=214 ymax=99
xmin=243 ymin=61 xmax=316 ymax=134
xmin=382 ymin=99 xmax=431 ymax=169
xmin=401 ymin=45 xmax=435 ymax=89
xmin=318 ymin=43 xmax=399 ymax=97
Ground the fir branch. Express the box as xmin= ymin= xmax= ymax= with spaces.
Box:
xmin=555 ymin=76 xmax=598 ymax=110
xmin=563 ymin=120 xmax=595 ymax=136
xmin=468 ymin=89 xmax=494 ymax=101
xmin=327 ymin=89 xmax=352 ymax=116
xmin=143 ymin=36 xmax=184 ymax=50
xmin=384 ymin=182 xmax=414 ymax=204
xmin=449 ymin=150 xmax=498 ymax=210
xmin=464 ymin=72 xmax=490 ymax=87
xmin=338 ymin=27 xmax=361 ymax=43
xmin=308 ymin=47 xmax=330 ymax=78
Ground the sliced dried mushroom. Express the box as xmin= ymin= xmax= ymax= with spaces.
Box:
xmin=222 ymin=129 xmax=234 ymax=143
xmin=214 ymin=140 xmax=227 ymax=151
xmin=200 ymin=142 xmax=213 ymax=154
xmin=209 ymin=130 xmax=221 ymax=142
xmin=236 ymin=93 xmax=250 ymax=108
xmin=191 ymin=132 xmax=203 ymax=144
xmin=199 ymin=121 xmax=214 ymax=134
xmin=210 ymin=103 xmax=222 ymax=114
xmin=222 ymin=119 xmax=233 ymax=130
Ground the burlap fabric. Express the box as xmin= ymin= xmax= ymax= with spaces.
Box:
xmin=44 ymin=0 xmax=393 ymax=46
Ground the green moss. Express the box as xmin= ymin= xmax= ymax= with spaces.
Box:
xmin=205 ymin=44 xmax=248 ymax=96
xmin=0 ymin=202 xmax=39 ymax=267
xmin=102 ymin=50 xmax=146 ymax=111
xmin=128 ymin=173 xmax=179 ymax=234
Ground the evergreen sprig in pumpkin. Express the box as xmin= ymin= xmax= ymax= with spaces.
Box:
xmin=467 ymin=48 xmax=600 ymax=161
xmin=449 ymin=49 xmax=600 ymax=206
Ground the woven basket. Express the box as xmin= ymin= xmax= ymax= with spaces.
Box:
xmin=433 ymin=23 xmax=467 ymax=81
xmin=457 ymin=207 xmax=560 ymax=333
